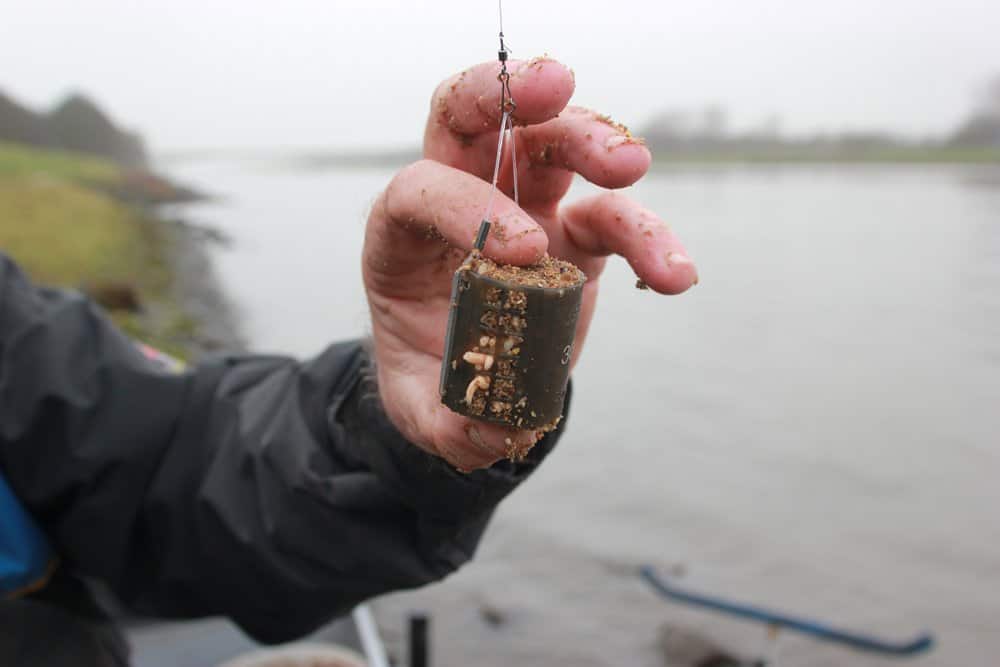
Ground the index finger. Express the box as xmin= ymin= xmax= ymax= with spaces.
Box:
xmin=376 ymin=159 xmax=548 ymax=270
xmin=430 ymin=57 xmax=575 ymax=137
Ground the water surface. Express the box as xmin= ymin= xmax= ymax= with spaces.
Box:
xmin=169 ymin=161 xmax=1000 ymax=666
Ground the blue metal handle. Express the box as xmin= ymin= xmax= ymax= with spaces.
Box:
xmin=639 ymin=565 xmax=934 ymax=657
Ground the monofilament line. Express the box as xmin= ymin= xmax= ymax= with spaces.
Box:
xmin=481 ymin=110 xmax=511 ymax=233
xmin=474 ymin=0 xmax=518 ymax=252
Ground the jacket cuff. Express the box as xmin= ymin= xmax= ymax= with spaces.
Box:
xmin=327 ymin=345 xmax=567 ymax=524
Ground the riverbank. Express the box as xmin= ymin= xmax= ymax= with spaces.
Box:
xmin=0 ymin=141 xmax=242 ymax=360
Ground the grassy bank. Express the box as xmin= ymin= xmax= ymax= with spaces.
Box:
xmin=0 ymin=141 xmax=200 ymax=358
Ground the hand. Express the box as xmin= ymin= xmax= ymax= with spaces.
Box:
xmin=363 ymin=57 xmax=698 ymax=471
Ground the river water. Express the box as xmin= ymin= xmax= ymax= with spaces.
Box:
xmin=167 ymin=160 xmax=999 ymax=666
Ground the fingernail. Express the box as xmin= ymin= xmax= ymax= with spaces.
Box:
xmin=605 ymin=134 xmax=647 ymax=150
xmin=665 ymin=251 xmax=690 ymax=267
xmin=605 ymin=134 xmax=628 ymax=150
xmin=666 ymin=251 xmax=699 ymax=286
xmin=515 ymin=55 xmax=554 ymax=76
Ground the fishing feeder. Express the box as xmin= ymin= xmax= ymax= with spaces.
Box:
xmin=439 ymin=252 xmax=584 ymax=429
xmin=438 ymin=7 xmax=584 ymax=430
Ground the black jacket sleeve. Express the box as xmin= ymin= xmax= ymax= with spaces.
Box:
xmin=0 ymin=253 xmax=566 ymax=643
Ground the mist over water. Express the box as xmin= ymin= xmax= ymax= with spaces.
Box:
xmin=168 ymin=160 xmax=1000 ymax=666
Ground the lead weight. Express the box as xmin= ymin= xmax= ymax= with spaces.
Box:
xmin=439 ymin=253 xmax=585 ymax=430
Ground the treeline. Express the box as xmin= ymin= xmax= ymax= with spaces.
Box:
xmin=642 ymin=74 xmax=1000 ymax=159
xmin=0 ymin=91 xmax=147 ymax=167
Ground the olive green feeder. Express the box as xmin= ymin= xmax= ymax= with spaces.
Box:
xmin=439 ymin=232 xmax=585 ymax=429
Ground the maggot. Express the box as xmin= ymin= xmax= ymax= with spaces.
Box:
xmin=464 ymin=375 xmax=491 ymax=404
xmin=463 ymin=351 xmax=495 ymax=370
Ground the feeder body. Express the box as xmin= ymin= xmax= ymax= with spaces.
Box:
xmin=439 ymin=263 xmax=583 ymax=429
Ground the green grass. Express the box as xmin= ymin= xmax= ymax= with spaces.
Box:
xmin=0 ymin=142 xmax=193 ymax=358
xmin=0 ymin=141 xmax=119 ymax=184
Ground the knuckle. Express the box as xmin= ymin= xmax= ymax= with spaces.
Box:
xmin=431 ymin=79 xmax=449 ymax=105
xmin=368 ymin=189 xmax=388 ymax=225
xmin=387 ymin=160 xmax=422 ymax=191
xmin=384 ymin=160 xmax=433 ymax=222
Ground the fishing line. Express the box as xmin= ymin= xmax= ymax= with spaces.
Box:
xmin=475 ymin=0 xmax=519 ymax=251
xmin=481 ymin=110 xmax=511 ymax=229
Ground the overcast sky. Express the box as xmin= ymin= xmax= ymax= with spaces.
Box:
xmin=2 ymin=0 xmax=997 ymax=153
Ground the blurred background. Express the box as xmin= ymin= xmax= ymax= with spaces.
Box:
xmin=1 ymin=1 xmax=998 ymax=666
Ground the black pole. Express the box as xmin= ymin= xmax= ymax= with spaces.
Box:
xmin=409 ymin=613 xmax=429 ymax=667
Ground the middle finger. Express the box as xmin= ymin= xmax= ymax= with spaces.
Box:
xmin=504 ymin=106 xmax=652 ymax=207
